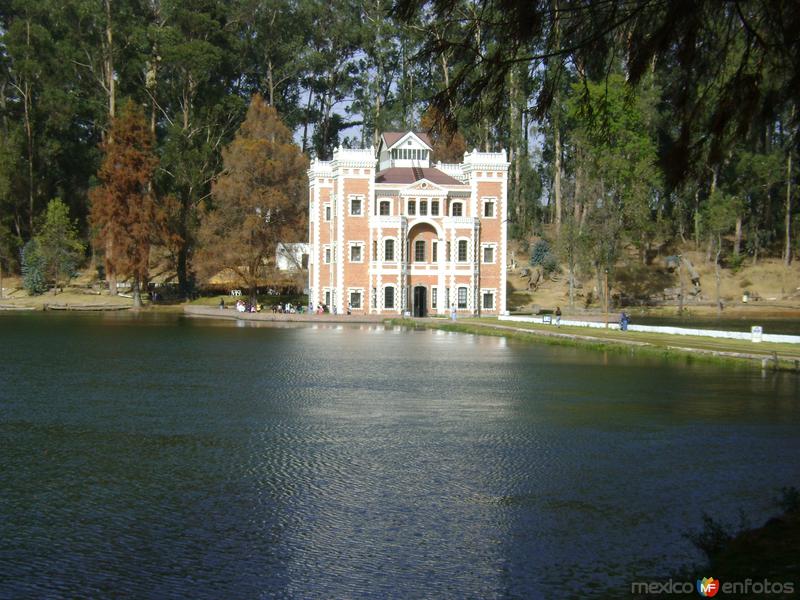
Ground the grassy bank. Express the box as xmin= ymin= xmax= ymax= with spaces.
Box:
xmin=386 ymin=317 xmax=800 ymax=370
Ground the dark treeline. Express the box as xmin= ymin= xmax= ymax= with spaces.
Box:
xmin=0 ymin=0 xmax=797 ymax=299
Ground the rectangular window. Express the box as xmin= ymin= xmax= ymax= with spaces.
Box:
xmin=457 ymin=287 xmax=468 ymax=309
xmin=432 ymin=241 xmax=438 ymax=262
xmin=446 ymin=241 xmax=451 ymax=261
xmin=483 ymin=200 xmax=495 ymax=217
xmin=350 ymin=196 xmax=362 ymax=216
xmin=408 ymin=200 xmax=416 ymax=216
xmin=432 ymin=287 xmax=438 ymax=309
xmin=325 ymin=290 xmax=331 ymax=306
xmin=384 ymin=239 xmax=395 ymax=261
xmin=379 ymin=201 xmax=390 ymax=216
xmin=325 ymin=205 xmax=331 ymax=221
xmin=482 ymin=292 xmax=494 ymax=310
xmin=451 ymin=202 xmax=463 ymax=217
xmin=482 ymin=245 xmax=494 ymax=263
xmin=414 ymin=240 xmax=425 ymax=262
xmin=384 ymin=286 xmax=395 ymax=309
xmin=350 ymin=244 xmax=362 ymax=262
xmin=458 ymin=240 xmax=468 ymax=262
xmin=419 ymin=200 xmax=427 ymax=216
xmin=431 ymin=201 xmax=439 ymax=216
xmin=349 ymin=291 xmax=362 ymax=309
xmin=324 ymin=247 xmax=331 ymax=264
xmin=445 ymin=287 xmax=450 ymax=308
xmin=371 ymin=287 xmax=377 ymax=308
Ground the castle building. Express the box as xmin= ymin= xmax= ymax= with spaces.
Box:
xmin=307 ymin=131 xmax=508 ymax=316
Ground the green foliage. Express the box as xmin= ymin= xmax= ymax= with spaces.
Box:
xmin=530 ymin=239 xmax=551 ymax=266
xmin=36 ymin=198 xmax=85 ymax=288
xmin=20 ymin=239 xmax=47 ymax=295
xmin=727 ymin=253 xmax=746 ymax=273
xmin=704 ymin=190 xmax=741 ymax=237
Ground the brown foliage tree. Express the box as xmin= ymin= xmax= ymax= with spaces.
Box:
xmin=89 ymin=100 xmax=159 ymax=307
xmin=196 ymin=95 xmax=308 ymax=302
xmin=420 ymin=106 xmax=466 ymax=163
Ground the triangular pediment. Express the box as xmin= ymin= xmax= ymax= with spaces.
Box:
xmin=400 ymin=178 xmax=447 ymax=195
xmin=380 ymin=131 xmax=433 ymax=152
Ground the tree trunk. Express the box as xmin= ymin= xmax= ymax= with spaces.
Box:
xmin=0 ymin=259 xmax=4 ymax=300
xmin=553 ymin=116 xmax=562 ymax=235
xmin=177 ymin=241 xmax=190 ymax=299
xmin=734 ymin=215 xmax=742 ymax=256
xmin=132 ymin=277 xmax=142 ymax=308
xmin=106 ymin=238 xmax=117 ymax=295
xmin=715 ymin=234 xmax=723 ymax=316
xmin=786 ymin=150 xmax=793 ymax=266
xmin=568 ymin=263 xmax=574 ymax=308
xmin=104 ymin=0 xmax=115 ymax=121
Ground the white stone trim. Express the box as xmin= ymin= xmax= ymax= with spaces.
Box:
xmin=456 ymin=284 xmax=470 ymax=310
xmin=455 ymin=236 xmax=470 ymax=263
xmin=500 ymin=162 xmax=508 ymax=314
xmin=382 ymin=283 xmax=398 ymax=311
xmin=480 ymin=288 xmax=497 ymax=311
xmin=348 ymin=241 xmax=365 ymax=263
xmin=481 ymin=242 xmax=497 ymax=264
xmin=383 ymin=236 xmax=398 ymax=262
xmin=336 ymin=174 xmax=345 ymax=311
xmin=348 ymin=194 xmax=365 ymax=217
xmin=377 ymin=197 xmax=393 ymax=216
xmin=481 ymin=196 xmax=498 ymax=218
xmin=347 ymin=287 xmax=365 ymax=310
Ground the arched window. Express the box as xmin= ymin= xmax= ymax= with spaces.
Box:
xmin=457 ymin=239 xmax=468 ymax=262
xmin=457 ymin=287 xmax=468 ymax=309
xmin=414 ymin=240 xmax=426 ymax=262
xmin=384 ymin=286 xmax=395 ymax=309
xmin=384 ymin=239 xmax=395 ymax=261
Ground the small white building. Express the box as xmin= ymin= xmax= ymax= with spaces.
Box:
xmin=276 ymin=243 xmax=310 ymax=271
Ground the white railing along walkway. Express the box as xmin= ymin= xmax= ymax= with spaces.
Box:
xmin=498 ymin=315 xmax=800 ymax=344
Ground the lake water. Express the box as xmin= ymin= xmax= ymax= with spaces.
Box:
xmin=1 ymin=313 xmax=798 ymax=598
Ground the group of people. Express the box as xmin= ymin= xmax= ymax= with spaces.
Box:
xmin=228 ymin=299 xmax=262 ymax=313
xmin=307 ymin=303 xmax=352 ymax=315
xmin=272 ymin=302 xmax=302 ymax=314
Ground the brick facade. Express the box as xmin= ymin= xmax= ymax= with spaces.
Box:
xmin=308 ymin=132 xmax=509 ymax=316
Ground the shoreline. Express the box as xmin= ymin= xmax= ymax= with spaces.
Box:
xmin=180 ymin=306 xmax=800 ymax=371
xmin=388 ymin=318 xmax=800 ymax=372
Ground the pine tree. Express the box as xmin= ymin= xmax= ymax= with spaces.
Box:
xmin=196 ymin=95 xmax=308 ymax=303
xmin=89 ymin=100 xmax=158 ymax=307
xmin=36 ymin=198 xmax=85 ymax=293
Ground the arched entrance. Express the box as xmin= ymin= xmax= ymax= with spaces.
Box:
xmin=413 ymin=286 xmax=427 ymax=317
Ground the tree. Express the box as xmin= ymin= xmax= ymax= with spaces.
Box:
xmin=704 ymin=190 xmax=741 ymax=314
xmin=36 ymin=198 xmax=85 ymax=293
xmin=420 ymin=106 xmax=465 ymax=163
xmin=20 ymin=238 xmax=46 ymax=295
xmin=196 ymin=95 xmax=308 ymax=303
xmin=89 ymin=100 xmax=158 ymax=307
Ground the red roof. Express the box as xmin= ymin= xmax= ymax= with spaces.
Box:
xmin=381 ymin=131 xmax=432 ymax=149
xmin=375 ymin=167 xmax=464 ymax=186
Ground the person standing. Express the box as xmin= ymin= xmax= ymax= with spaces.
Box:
xmin=555 ymin=306 xmax=562 ymax=327
xmin=450 ymin=304 xmax=457 ymax=321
